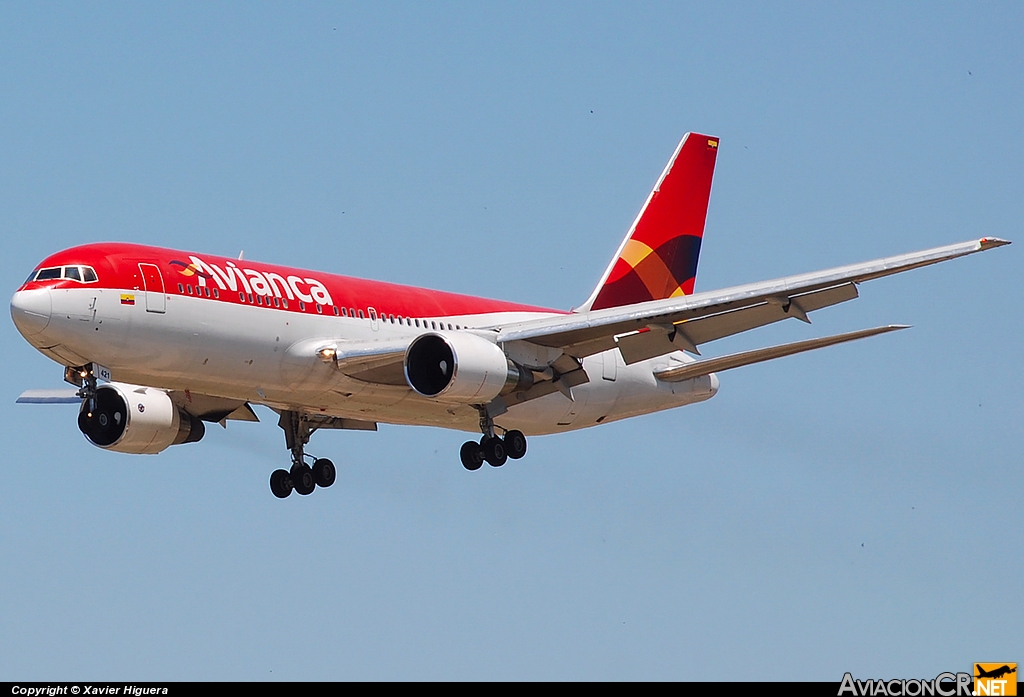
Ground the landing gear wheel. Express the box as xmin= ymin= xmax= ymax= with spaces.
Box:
xmin=291 ymin=463 xmax=316 ymax=495
xmin=504 ymin=430 xmax=527 ymax=460
xmin=482 ymin=436 xmax=508 ymax=467
xmin=460 ymin=441 xmax=484 ymax=471
xmin=312 ymin=458 xmax=336 ymax=488
xmin=270 ymin=469 xmax=293 ymax=499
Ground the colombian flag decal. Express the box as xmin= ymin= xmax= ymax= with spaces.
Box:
xmin=120 ymin=294 xmax=135 ymax=305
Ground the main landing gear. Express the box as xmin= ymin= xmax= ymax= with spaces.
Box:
xmin=270 ymin=411 xmax=337 ymax=499
xmin=459 ymin=407 xmax=528 ymax=471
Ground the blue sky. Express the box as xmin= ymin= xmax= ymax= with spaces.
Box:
xmin=1 ymin=2 xmax=1020 ymax=680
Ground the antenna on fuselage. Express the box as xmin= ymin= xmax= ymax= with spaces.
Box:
xmin=238 ymin=251 xmax=244 ymax=260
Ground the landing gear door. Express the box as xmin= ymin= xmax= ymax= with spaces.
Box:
xmin=139 ymin=263 xmax=166 ymax=314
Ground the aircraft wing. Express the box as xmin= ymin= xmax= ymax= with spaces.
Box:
xmin=17 ymin=386 xmax=262 ymax=425
xmin=17 ymin=389 xmax=82 ymax=404
xmin=492 ymin=238 xmax=1009 ymax=363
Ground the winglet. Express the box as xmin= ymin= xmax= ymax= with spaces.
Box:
xmin=978 ymin=237 xmax=1011 ymax=250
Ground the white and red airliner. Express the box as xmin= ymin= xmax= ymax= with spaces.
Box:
xmin=10 ymin=133 xmax=1009 ymax=497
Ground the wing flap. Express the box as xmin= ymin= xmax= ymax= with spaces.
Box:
xmin=614 ymin=282 xmax=861 ymax=365
xmin=653 ymin=325 xmax=908 ymax=382
xmin=682 ymin=281 xmax=860 ymax=344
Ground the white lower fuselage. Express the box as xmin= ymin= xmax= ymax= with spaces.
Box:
xmin=17 ymin=285 xmax=718 ymax=436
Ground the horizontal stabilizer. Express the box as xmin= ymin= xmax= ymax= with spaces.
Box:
xmin=653 ymin=325 xmax=908 ymax=382
xmin=17 ymin=389 xmax=82 ymax=404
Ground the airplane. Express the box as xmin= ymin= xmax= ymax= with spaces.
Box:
xmin=10 ymin=132 xmax=1010 ymax=498
xmin=975 ymin=665 xmax=1016 ymax=680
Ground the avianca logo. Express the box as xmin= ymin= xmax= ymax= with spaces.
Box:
xmin=169 ymin=259 xmax=214 ymax=281
xmin=176 ymin=256 xmax=334 ymax=306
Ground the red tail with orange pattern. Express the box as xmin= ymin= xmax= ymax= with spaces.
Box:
xmin=580 ymin=133 xmax=719 ymax=312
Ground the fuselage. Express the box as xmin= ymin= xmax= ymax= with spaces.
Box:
xmin=11 ymin=243 xmax=718 ymax=437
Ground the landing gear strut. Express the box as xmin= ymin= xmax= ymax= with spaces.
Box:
xmin=270 ymin=411 xmax=337 ymax=498
xmin=459 ymin=407 xmax=528 ymax=471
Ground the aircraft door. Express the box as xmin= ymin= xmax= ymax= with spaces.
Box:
xmin=139 ymin=263 xmax=166 ymax=313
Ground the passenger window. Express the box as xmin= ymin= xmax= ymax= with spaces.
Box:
xmin=333 ymin=306 xmax=339 ymax=316
xmin=274 ymin=297 xmax=280 ymax=307
xmin=316 ymin=304 xmax=323 ymax=314
xmin=213 ymin=288 xmax=219 ymax=299
xmin=35 ymin=268 xmax=61 ymax=281
xmin=64 ymin=266 xmax=81 ymax=281
xmin=282 ymin=299 xmax=288 ymax=309
xmin=357 ymin=309 xmax=364 ymax=319
xmin=239 ymin=292 xmax=245 ymax=301
xmin=178 ymin=283 xmax=184 ymax=293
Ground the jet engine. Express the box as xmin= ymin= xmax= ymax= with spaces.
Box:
xmin=404 ymin=332 xmax=533 ymax=403
xmin=77 ymin=382 xmax=205 ymax=454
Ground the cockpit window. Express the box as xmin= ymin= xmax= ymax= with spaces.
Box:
xmin=30 ymin=265 xmax=99 ymax=283
xmin=34 ymin=267 xmax=62 ymax=281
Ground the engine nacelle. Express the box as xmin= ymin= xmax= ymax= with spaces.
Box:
xmin=404 ymin=332 xmax=532 ymax=403
xmin=77 ymin=382 xmax=205 ymax=454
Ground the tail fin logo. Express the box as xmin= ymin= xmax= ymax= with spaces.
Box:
xmin=584 ymin=132 xmax=719 ymax=312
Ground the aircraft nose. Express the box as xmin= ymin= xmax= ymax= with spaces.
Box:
xmin=10 ymin=288 xmax=52 ymax=337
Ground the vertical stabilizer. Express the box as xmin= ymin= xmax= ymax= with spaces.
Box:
xmin=579 ymin=133 xmax=719 ymax=312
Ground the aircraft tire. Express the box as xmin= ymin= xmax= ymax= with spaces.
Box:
xmin=482 ymin=436 xmax=507 ymax=467
xmin=504 ymin=430 xmax=527 ymax=459
xmin=270 ymin=469 xmax=293 ymax=499
xmin=460 ymin=441 xmax=484 ymax=471
xmin=313 ymin=458 xmax=336 ymax=488
xmin=291 ymin=463 xmax=316 ymax=495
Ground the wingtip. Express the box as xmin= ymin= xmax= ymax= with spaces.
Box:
xmin=979 ymin=237 xmax=1011 ymax=250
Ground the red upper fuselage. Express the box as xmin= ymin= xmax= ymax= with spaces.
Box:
xmin=21 ymin=242 xmax=562 ymax=321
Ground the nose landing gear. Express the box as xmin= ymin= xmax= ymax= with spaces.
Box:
xmin=270 ymin=411 xmax=337 ymax=499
